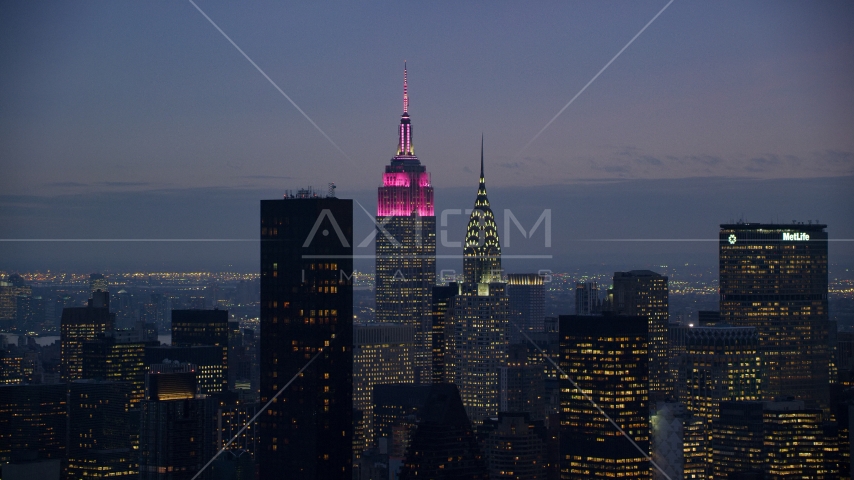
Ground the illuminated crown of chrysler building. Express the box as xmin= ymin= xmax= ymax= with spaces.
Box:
xmin=375 ymin=63 xmax=436 ymax=384
xmin=463 ymin=136 xmax=502 ymax=284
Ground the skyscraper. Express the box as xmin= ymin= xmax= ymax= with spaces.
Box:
xmin=671 ymin=324 xmax=762 ymax=429
xmin=463 ymin=137 xmax=501 ymax=284
xmin=171 ymin=309 xmax=229 ymax=393
xmin=612 ymin=270 xmax=670 ymax=401
xmin=719 ymin=222 xmax=830 ymax=411
xmin=559 ymin=314 xmax=650 ymax=479
xmin=375 ymin=63 xmax=436 ymax=384
xmin=430 ymin=283 xmax=458 ymax=384
xmin=506 ymin=273 xmax=546 ymax=343
xmin=60 ymin=292 xmax=114 ymax=381
xmin=259 ymin=194 xmax=353 ymax=479
xmin=353 ymin=323 xmax=415 ymax=451
xmin=574 ymin=281 xmax=601 ymax=316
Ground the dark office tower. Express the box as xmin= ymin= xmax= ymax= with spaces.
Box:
xmin=81 ymin=335 xmax=153 ymax=408
xmin=709 ymin=401 xmax=765 ymax=479
xmin=0 ymin=275 xmax=31 ymax=332
xmin=397 ymin=383 xmax=489 ymax=480
xmin=431 ymin=283 xmax=457 ymax=384
xmin=16 ymin=294 xmax=45 ymax=334
xmin=145 ymin=345 xmax=226 ymax=395
xmin=140 ymin=362 xmax=215 ymax=480
xmin=172 ymin=309 xmax=229 ymax=393
xmin=671 ymin=324 xmax=762 ymax=428
xmin=698 ymin=310 xmax=720 ymax=326
xmin=506 ymin=273 xmax=545 ymax=344
xmin=499 ymin=343 xmax=546 ymax=421
xmin=67 ymin=380 xmax=136 ymax=479
xmin=720 ymin=222 xmax=830 ymax=412
xmin=89 ymin=273 xmax=108 ymax=293
xmin=463 ymin=137 xmax=501 ymax=284
xmin=481 ymin=412 xmax=548 ymax=480
xmin=259 ymin=194 xmax=353 ymax=479
xmin=375 ymin=64 xmax=436 ymax=385
xmin=60 ymin=295 xmax=114 ymax=381
xmin=559 ymin=314 xmax=650 ymax=480
xmin=613 ymin=270 xmax=670 ymax=402
xmin=575 ymin=281 xmax=601 ymax=316
xmin=0 ymin=384 xmax=67 ymax=466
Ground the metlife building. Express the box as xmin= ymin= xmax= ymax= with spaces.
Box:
xmin=719 ymin=222 xmax=830 ymax=412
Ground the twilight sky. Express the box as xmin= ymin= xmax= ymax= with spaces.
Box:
xmin=1 ymin=1 xmax=852 ymax=272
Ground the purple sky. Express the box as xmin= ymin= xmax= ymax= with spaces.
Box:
xmin=1 ymin=1 xmax=852 ymax=271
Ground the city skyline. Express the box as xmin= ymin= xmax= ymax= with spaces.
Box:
xmin=1 ymin=2 xmax=853 ymax=272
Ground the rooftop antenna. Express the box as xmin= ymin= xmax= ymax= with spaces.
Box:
xmin=327 ymin=182 xmax=337 ymax=198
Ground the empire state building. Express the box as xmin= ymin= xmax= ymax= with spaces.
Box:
xmin=375 ymin=64 xmax=436 ymax=384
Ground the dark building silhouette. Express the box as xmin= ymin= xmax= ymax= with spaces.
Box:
xmin=506 ymin=273 xmax=546 ymax=344
xmin=66 ymin=380 xmax=136 ymax=478
xmin=431 ymin=283 xmax=457 ymax=384
xmin=720 ymin=222 xmax=830 ymax=412
xmin=371 ymin=383 xmax=433 ymax=458
xmin=258 ymin=194 xmax=353 ymax=479
xmin=139 ymin=362 xmax=215 ymax=480
xmin=171 ymin=309 xmax=229 ymax=393
xmin=0 ymin=384 xmax=66 ymax=466
xmin=374 ymin=64 xmax=436 ymax=384
xmin=60 ymin=292 xmax=114 ymax=381
xmin=479 ymin=412 xmax=548 ymax=479
xmin=397 ymin=383 xmax=489 ymax=479
xmin=499 ymin=343 xmax=546 ymax=421
xmin=81 ymin=334 xmax=155 ymax=408
xmin=559 ymin=314 xmax=650 ymax=479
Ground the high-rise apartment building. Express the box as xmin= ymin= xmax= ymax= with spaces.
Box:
xmin=60 ymin=292 xmax=114 ymax=381
xmin=719 ymin=222 xmax=830 ymax=411
xmin=506 ymin=273 xmax=545 ymax=343
xmin=559 ymin=314 xmax=650 ymax=479
xmin=613 ymin=270 xmax=670 ymax=401
xmin=259 ymin=194 xmax=353 ymax=479
xmin=375 ymin=64 xmax=436 ymax=384
xmin=353 ymin=323 xmax=415 ymax=451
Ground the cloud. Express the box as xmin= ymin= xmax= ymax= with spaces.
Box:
xmin=44 ymin=181 xmax=88 ymax=187
xmin=94 ymin=181 xmax=153 ymax=187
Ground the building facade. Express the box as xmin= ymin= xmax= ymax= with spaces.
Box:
xmin=719 ymin=222 xmax=830 ymax=411
xmin=259 ymin=194 xmax=353 ymax=479
xmin=375 ymin=64 xmax=436 ymax=385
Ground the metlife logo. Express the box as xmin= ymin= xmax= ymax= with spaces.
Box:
xmin=782 ymin=232 xmax=810 ymax=241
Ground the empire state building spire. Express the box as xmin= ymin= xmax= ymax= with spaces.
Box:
xmin=397 ymin=62 xmax=414 ymax=156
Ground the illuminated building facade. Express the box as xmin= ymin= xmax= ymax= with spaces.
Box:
xmin=650 ymin=401 xmax=707 ymax=480
xmin=67 ymin=380 xmax=136 ymax=479
xmin=710 ymin=399 xmax=830 ymax=479
xmin=259 ymin=195 xmax=353 ymax=479
xmin=375 ymin=64 xmax=436 ymax=385
xmin=353 ymin=323 xmax=415 ymax=451
xmin=60 ymin=292 xmax=114 ymax=381
xmin=506 ymin=273 xmax=545 ymax=344
xmin=463 ymin=137 xmax=501 ymax=284
xmin=672 ymin=324 xmax=762 ymax=427
xmin=445 ymin=281 xmax=510 ymax=424
xmin=82 ymin=335 xmax=155 ymax=408
xmin=145 ymin=345 xmax=226 ymax=396
xmin=719 ymin=223 xmax=830 ymax=411
xmin=613 ymin=270 xmax=670 ymax=402
xmin=171 ymin=309 xmax=229 ymax=394
xmin=559 ymin=314 xmax=650 ymax=480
